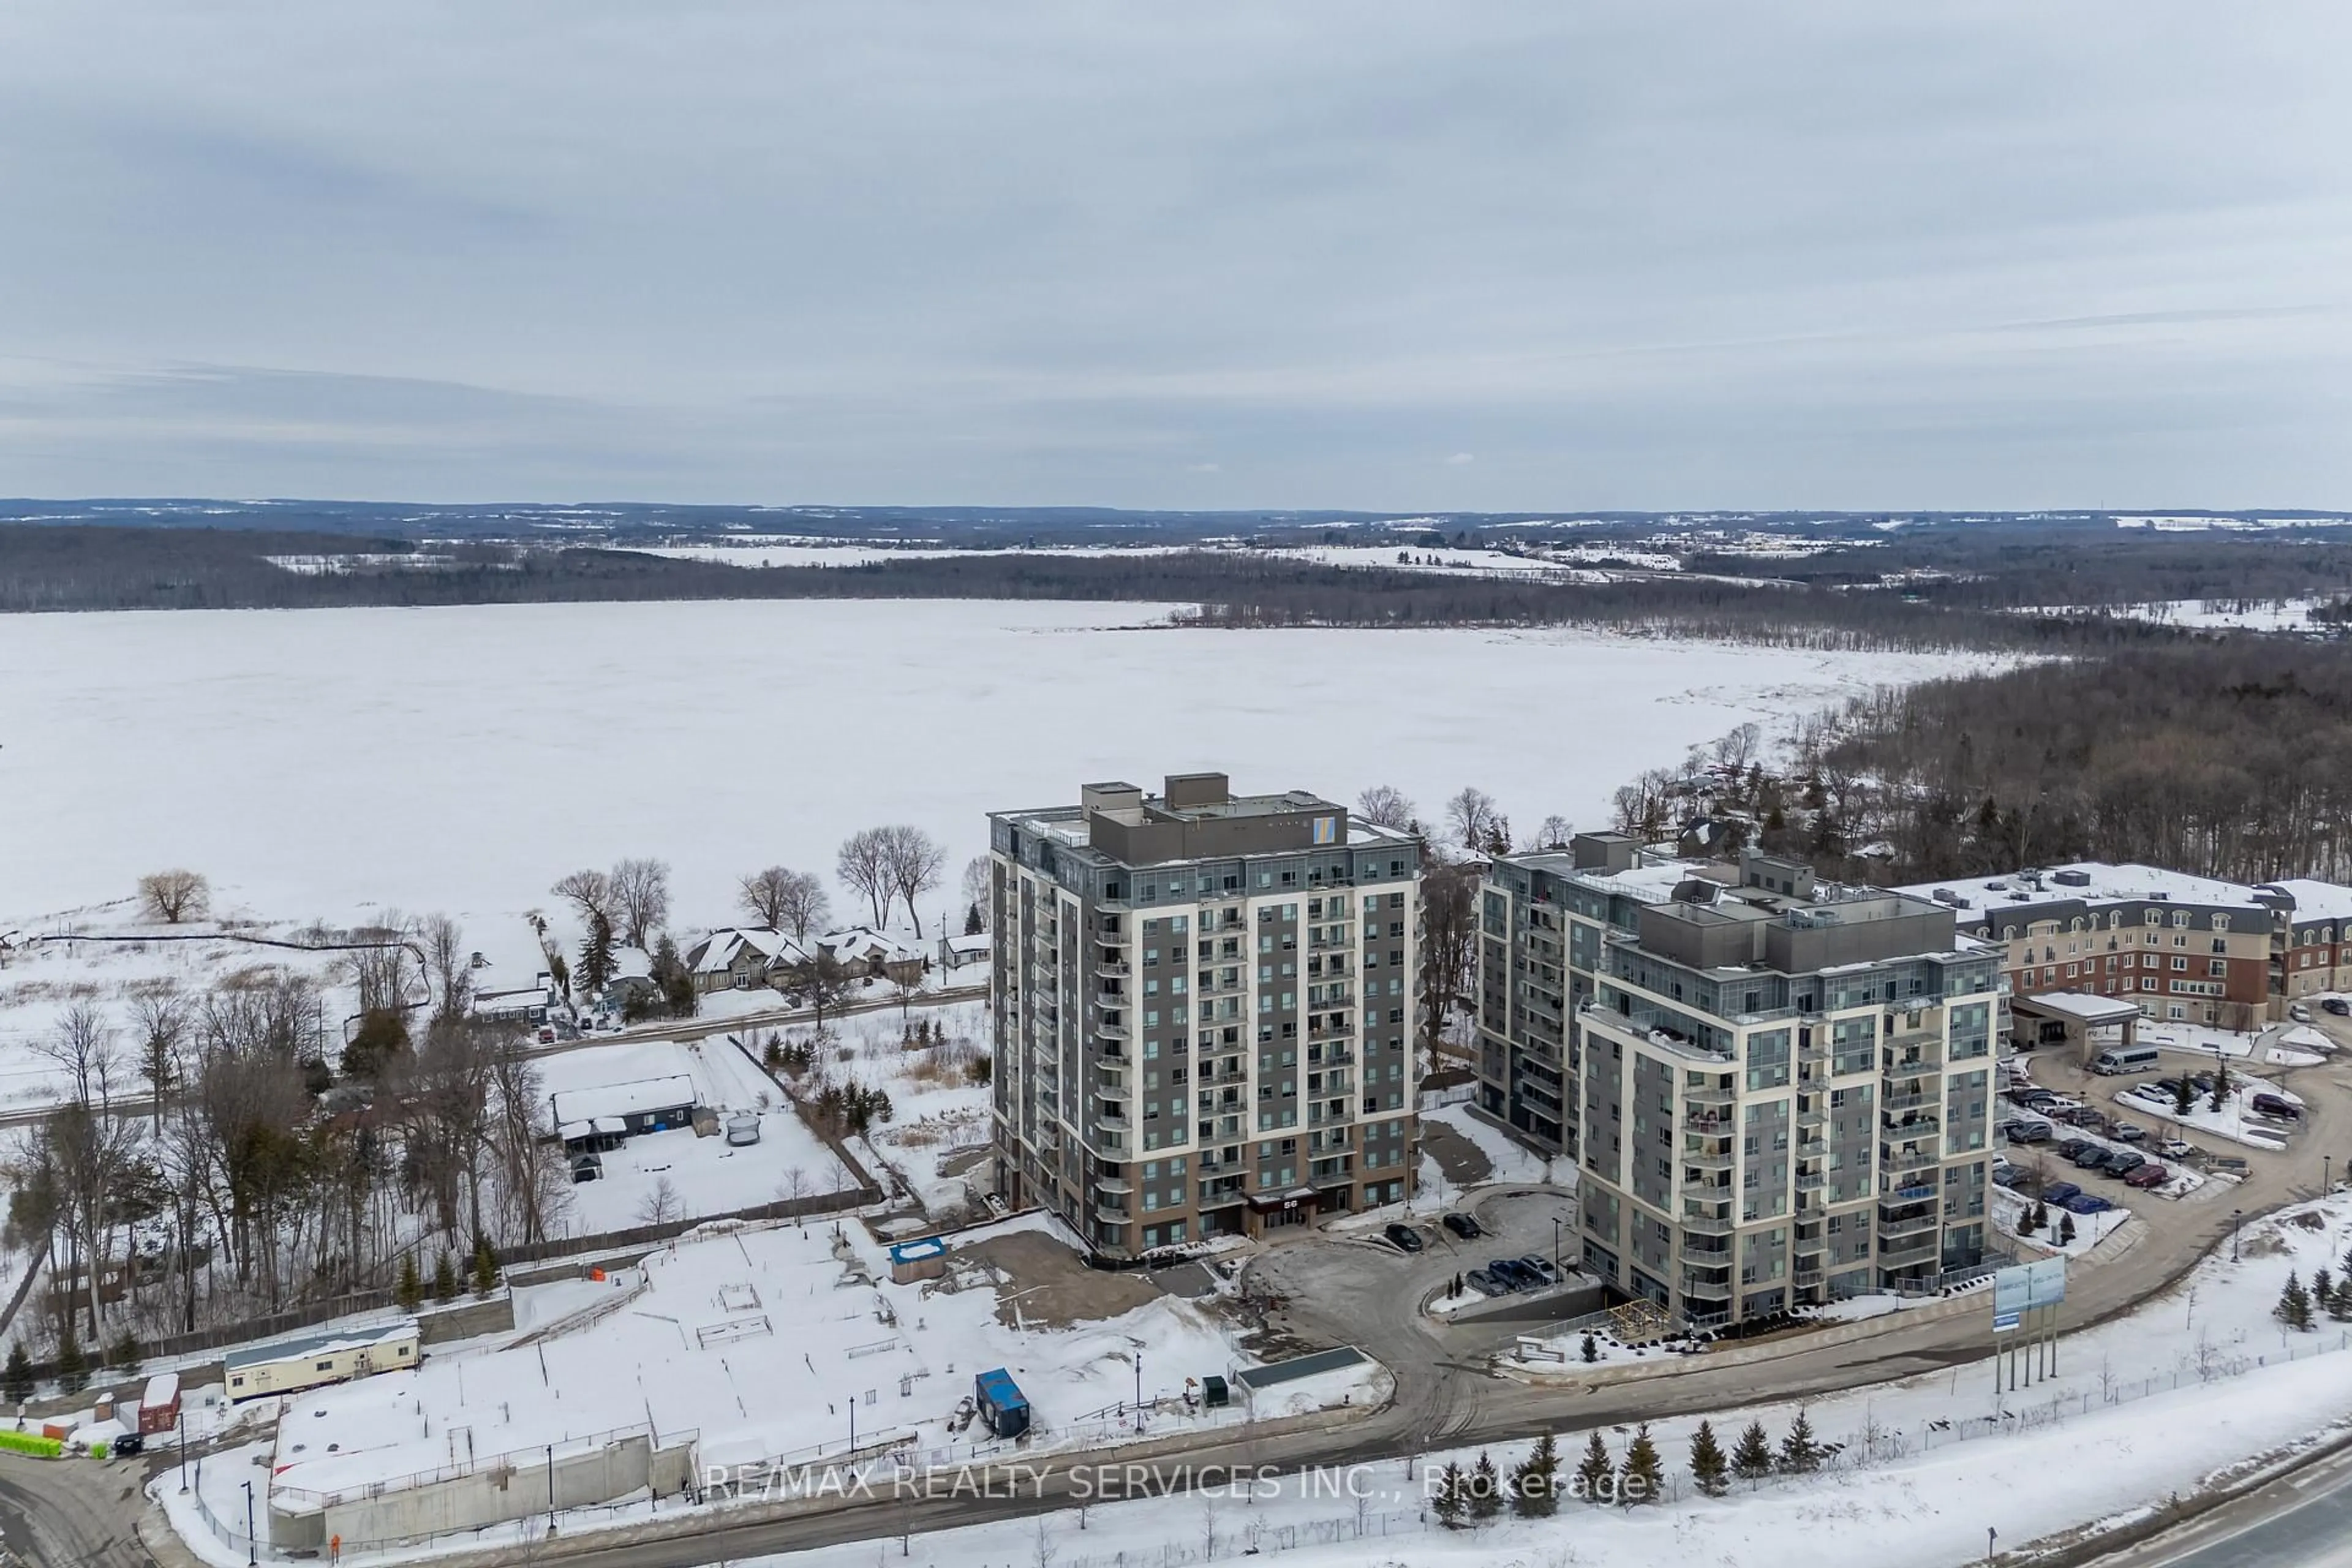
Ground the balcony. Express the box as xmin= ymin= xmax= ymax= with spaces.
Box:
xmin=1681 ymin=1082 xmax=1738 ymax=1108
xmin=1795 ymin=1168 xmax=1826 ymax=1191
xmin=1681 ymin=1143 xmax=1735 ymax=1172
xmin=1878 ymin=1238 xmax=1939 ymax=1268
xmin=1683 ymin=1107 xmax=1735 ymax=1133
xmin=1880 ymin=1090 xmax=1933 ymax=1113
xmin=1880 ymin=1145 xmax=1940 ymax=1173
xmin=1094 ymin=1205 xmax=1132 ymax=1226
xmin=1096 ymin=1020 xmax=1129 ymax=1041
xmin=1681 ymin=1209 xmax=1736 ymax=1235
xmin=1877 ymin=1207 xmax=1939 ymax=1239
xmin=1094 ymin=1175 xmax=1133 ymax=1195
xmin=1096 ymin=958 xmax=1131 ymax=978
xmin=1795 ymin=1102 xmax=1828 ymax=1128
xmin=1678 ymin=1235 xmax=1734 ymax=1266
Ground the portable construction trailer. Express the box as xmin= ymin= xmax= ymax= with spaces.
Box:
xmin=973 ymin=1367 xmax=1030 ymax=1438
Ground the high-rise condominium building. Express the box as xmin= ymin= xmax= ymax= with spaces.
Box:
xmin=989 ymin=774 xmax=1423 ymax=1261
xmin=1476 ymin=837 xmax=2000 ymax=1328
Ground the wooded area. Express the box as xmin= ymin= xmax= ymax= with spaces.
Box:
xmin=1785 ymin=641 xmax=2352 ymax=887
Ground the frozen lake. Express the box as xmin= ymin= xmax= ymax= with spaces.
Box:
xmin=0 ymin=600 xmax=1978 ymax=928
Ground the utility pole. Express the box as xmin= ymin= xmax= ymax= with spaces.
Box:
xmin=243 ymin=1480 xmax=257 ymax=1568
xmin=546 ymin=1443 xmax=557 ymax=1536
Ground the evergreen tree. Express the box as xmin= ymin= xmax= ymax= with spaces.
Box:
xmin=1688 ymin=1419 xmax=1730 ymax=1498
xmin=396 ymin=1251 xmax=423 ymax=1313
xmin=1575 ymin=1430 xmax=1615 ymax=1504
xmin=473 ymin=1235 xmax=502 ymax=1298
xmin=2277 ymin=1269 xmax=2315 ymax=1332
xmin=2315 ymin=1266 xmax=2335 ymax=1317
xmin=1580 ymin=1332 xmax=1599 ymax=1363
xmin=1510 ymin=1433 xmax=1561 ymax=1518
xmin=2329 ymin=1275 xmax=2352 ymax=1324
xmin=2 ymin=1343 xmax=32 ymax=1404
xmin=1777 ymin=1409 xmax=1823 ymax=1474
xmin=107 ymin=1329 xmax=141 ymax=1374
xmin=55 ymin=1327 xmax=87 ymax=1395
xmin=2211 ymin=1061 xmax=2229 ymax=1113
xmin=432 ymin=1250 xmax=459 ymax=1305
xmin=1731 ymin=1420 xmax=1775 ymax=1483
xmin=1432 ymin=1462 xmax=1467 ymax=1529
xmin=2058 ymin=1212 xmax=2077 ymax=1245
xmin=577 ymin=913 xmax=617 ymax=1000
xmin=1620 ymin=1423 xmax=1665 ymax=1506
xmin=2174 ymin=1076 xmax=2196 ymax=1117
xmin=964 ymin=902 xmax=984 ymax=937
xmin=2032 ymin=1198 xmax=2050 ymax=1233
xmin=1468 ymin=1452 xmax=1502 ymax=1520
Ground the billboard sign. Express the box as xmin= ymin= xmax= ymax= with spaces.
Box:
xmin=1991 ymin=1257 xmax=2066 ymax=1332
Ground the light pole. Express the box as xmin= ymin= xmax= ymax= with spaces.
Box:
xmin=1134 ymin=1351 xmax=1145 ymax=1434
xmin=178 ymin=1414 xmax=189 ymax=1493
xmin=1551 ymin=1216 xmax=1562 ymax=1280
xmin=2232 ymin=1208 xmax=2244 ymax=1263
xmin=546 ymin=1442 xmax=557 ymax=1536
xmin=243 ymin=1479 xmax=257 ymax=1567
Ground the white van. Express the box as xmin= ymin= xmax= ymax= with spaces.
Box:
xmin=2094 ymin=1044 xmax=2162 ymax=1075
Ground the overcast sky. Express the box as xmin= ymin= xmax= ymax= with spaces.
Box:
xmin=1 ymin=3 xmax=2346 ymax=510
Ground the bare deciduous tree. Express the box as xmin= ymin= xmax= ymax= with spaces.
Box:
xmin=138 ymin=869 xmax=209 ymax=924
xmin=1445 ymin=787 xmax=1499 ymax=854
xmin=551 ymin=869 xmax=615 ymax=928
xmin=609 ymin=858 xmax=672 ymax=948
xmin=1535 ymin=814 xmax=1573 ymax=851
xmin=129 ymin=992 xmax=189 ymax=1133
xmin=741 ymin=866 xmax=829 ymax=939
xmin=1356 ymin=785 xmax=1417 ymax=831
xmin=636 ymin=1175 xmax=682 ymax=1229
xmin=419 ymin=913 xmax=472 ymax=1021
xmin=878 ymin=826 xmax=946 ymax=937
xmin=837 ymin=829 xmax=892 ymax=927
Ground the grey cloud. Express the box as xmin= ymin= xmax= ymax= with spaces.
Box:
xmin=0 ymin=2 xmax=2345 ymax=507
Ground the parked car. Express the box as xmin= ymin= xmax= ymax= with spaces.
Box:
xmin=2124 ymin=1162 xmax=2171 ymax=1189
xmin=1517 ymin=1254 xmax=1560 ymax=1286
xmin=2192 ymin=1072 xmax=2217 ymax=1093
xmin=2041 ymin=1096 xmax=2085 ymax=1115
xmin=2061 ymin=1193 xmax=2114 ymax=1215
xmin=1992 ymin=1165 xmax=2032 ymax=1191
xmin=2323 ymin=997 xmax=2350 ymax=1017
xmin=2056 ymin=1137 xmax=2095 ymax=1159
xmin=2004 ymin=1119 xmax=2054 ymax=1144
xmin=111 ymin=1432 xmax=145 ymax=1457
xmin=2149 ymin=1077 xmax=2185 ymax=1099
xmin=2014 ymin=1088 xmax=2059 ymax=1110
xmin=1464 ymin=1270 xmax=1504 ymax=1297
xmin=2158 ymin=1139 xmax=2196 ymax=1161
xmin=2252 ymin=1092 xmax=2302 ymax=1121
xmin=2110 ymin=1121 xmax=2147 ymax=1143
xmin=1442 ymin=1212 xmax=1482 ymax=1239
xmin=1488 ymin=1258 xmax=1534 ymax=1289
xmin=2099 ymin=1150 xmax=2146 ymax=1177
xmin=2290 ymin=1003 xmax=2313 ymax=1022
xmin=2070 ymin=1145 xmax=2113 ymax=1169
xmin=1385 ymin=1223 xmax=1425 ymax=1253
xmin=2212 ymin=1155 xmax=2252 ymax=1174
xmin=2040 ymin=1180 xmax=2083 ymax=1205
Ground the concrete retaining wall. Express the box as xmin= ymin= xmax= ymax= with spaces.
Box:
xmin=276 ymin=1432 xmax=692 ymax=1551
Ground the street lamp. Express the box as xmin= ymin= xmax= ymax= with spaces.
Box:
xmin=1551 ymin=1216 xmax=1562 ymax=1280
xmin=1134 ymin=1351 xmax=1145 ymax=1434
xmin=178 ymin=1414 xmax=189 ymax=1493
xmin=243 ymin=1479 xmax=257 ymax=1567
xmin=2232 ymin=1208 xmax=2244 ymax=1263
xmin=546 ymin=1443 xmax=557 ymax=1536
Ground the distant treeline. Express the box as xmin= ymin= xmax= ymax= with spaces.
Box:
xmin=0 ymin=523 xmax=2281 ymax=656
xmin=1792 ymin=639 xmax=2352 ymax=887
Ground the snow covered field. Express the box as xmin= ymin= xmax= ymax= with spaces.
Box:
xmin=716 ymin=1195 xmax=2352 ymax=1568
xmin=2020 ymin=597 xmax=2340 ymax=633
xmin=0 ymin=600 xmax=1985 ymax=927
